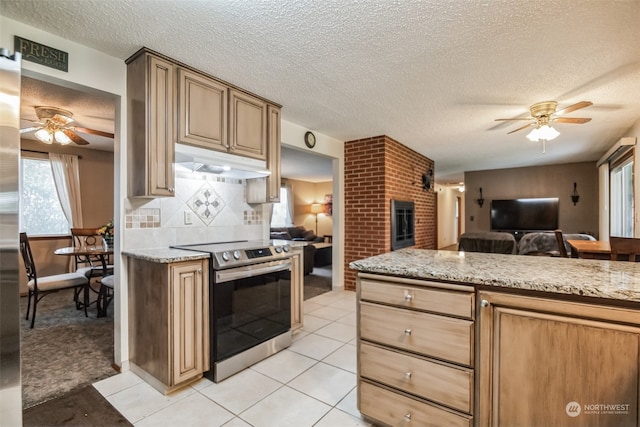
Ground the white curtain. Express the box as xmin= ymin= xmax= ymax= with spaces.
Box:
xmin=49 ymin=153 xmax=83 ymax=228
xmin=284 ymin=182 xmax=294 ymax=226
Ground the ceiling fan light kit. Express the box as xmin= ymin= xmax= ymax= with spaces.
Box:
xmin=21 ymin=105 xmax=114 ymax=146
xmin=496 ymin=100 xmax=592 ymax=154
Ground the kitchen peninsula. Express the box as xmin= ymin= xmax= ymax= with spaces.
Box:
xmin=350 ymin=249 xmax=640 ymax=427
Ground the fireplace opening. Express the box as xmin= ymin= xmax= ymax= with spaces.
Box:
xmin=391 ymin=200 xmax=415 ymax=250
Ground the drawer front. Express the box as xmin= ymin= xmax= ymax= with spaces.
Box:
xmin=360 ymin=342 xmax=473 ymax=414
xmin=359 ymin=380 xmax=472 ymax=427
xmin=360 ymin=277 xmax=474 ymax=319
xmin=360 ymin=302 xmax=473 ymax=366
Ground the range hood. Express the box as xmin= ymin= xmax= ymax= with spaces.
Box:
xmin=175 ymin=143 xmax=270 ymax=179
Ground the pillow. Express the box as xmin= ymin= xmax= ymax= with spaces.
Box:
xmin=288 ymin=226 xmax=305 ymax=239
xmin=303 ymin=230 xmax=317 ymax=241
xmin=270 ymin=231 xmax=291 ymax=240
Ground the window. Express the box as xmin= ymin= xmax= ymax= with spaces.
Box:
xmin=20 ymin=156 xmax=69 ymax=235
xmin=270 ymin=186 xmax=293 ymax=227
xmin=610 ymin=155 xmax=634 ymax=237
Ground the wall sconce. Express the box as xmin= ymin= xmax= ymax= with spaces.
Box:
xmin=571 ymin=182 xmax=580 ymax=206
xmin=477 ymin=187 xmax=485 ymax=207
xmin=310 ymin=203 xmax=323 ymax=234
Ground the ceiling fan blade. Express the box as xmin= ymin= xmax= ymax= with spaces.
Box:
xmin=73 ymin=126 xmax=114 ymax=138
xmin=554 ymin=117 xmax=592 ymax=124
xmin=62 ymin=129 xmax=90 ymax=145
xmin=20 ymin=127 xmax=41 ymax=134
xmin=554 ymin=101 xmax=593 ymax=116
xmin=495 ymin=118 xmax=532 ymax=121
xmin=507 ymin=123 xmax=534 ymax=134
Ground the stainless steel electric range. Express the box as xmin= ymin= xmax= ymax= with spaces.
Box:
xmin=172 ymin=240 xmax=293 ymax=382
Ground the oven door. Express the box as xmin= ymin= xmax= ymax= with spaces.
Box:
xmin=212 ymin=259 xmax=291 ymax=363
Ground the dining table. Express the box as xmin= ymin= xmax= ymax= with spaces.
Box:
xmin=54 ymin=244 xmax=113 ymax=317
xmin=566 ymin=239 xmax=611 ymax=260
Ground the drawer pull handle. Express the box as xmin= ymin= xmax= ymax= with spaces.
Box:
xmin=404 ymin=412 xmax=412 ymax=422
xmin=481 ymin=299 xmax=489 ymax=308
xmin=404 ymin=328 xmax=412 ymax=336
xmin=404 ymin=371 xmax=412 ymax=379
xmin=404 ymin=292 xmax=413 ymax=301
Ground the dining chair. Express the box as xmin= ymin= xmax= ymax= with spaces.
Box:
xmin=71 ymin=227 xmax=114 ymax=279
xmin=97 ymin=275 xmax=114 ymax=317
xmin=609 ymin=236 xmax=640 ymax=262
xmin=20 ymin=232 xmax=89 ymax=328
xmin=554 ymin=229 xmax=569 ymax=258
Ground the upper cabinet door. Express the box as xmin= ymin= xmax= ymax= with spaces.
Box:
xmin=267 ymin=105 xmax=281 ymax=202
xmin=229 ymin=89 xmax=267 ymax=160
xmin=177 ymin=69 xmax=227 ymax=151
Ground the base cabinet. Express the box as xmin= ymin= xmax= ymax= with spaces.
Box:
xmin=128 ymin=258 xmax=209 ymax=394
xmin=357 ymin=273 xmax=475 ymax=426
xmin=478 ymin=291 xmax=640 ymax=427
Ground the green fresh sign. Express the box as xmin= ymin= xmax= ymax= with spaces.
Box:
xmin=14 ymin=36 xmax=68 ymax=72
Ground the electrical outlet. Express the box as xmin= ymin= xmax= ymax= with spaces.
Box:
xmin=184 ymin=210 xmax=193 ymax=225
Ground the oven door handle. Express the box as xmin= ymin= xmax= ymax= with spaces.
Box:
xmin=215 ymin=259 xmax=291 ymax=283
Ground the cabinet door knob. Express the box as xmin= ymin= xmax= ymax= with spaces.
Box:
xmin=481 ymin=299 xmax=489 ymax=308
xmin=404 ymin=371 xmax=412 ymax=379
xmin=404 ymin=412 xmax=412 ymax=422
xmin=404 ymin=328 xmax=412 ymax=336
xmin=168 ymin=187 xmax=175 ymax=193
xmin=197 ymin=268 xmax=202 ymax=274
xmin=404 ymin=291 xmax=413 ymax=301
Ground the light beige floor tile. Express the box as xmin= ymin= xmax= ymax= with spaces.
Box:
xmin=336 ymin=386 xmax=361 ymax=419
xmin=322 ymin=343 xmax=357 ymax=373
xmin=287 ymin=362 xmax=356 ymax=406
xmin=308 ymin=305 xmax=351 ymax=321
xmin=93 ymin=371 xmax=143 ymax=397
xmin=190 ymin=376 xmax=215 ymax=391
xmin=135 ymin=392 xmax=233 ymax=427
xmin=301 ymin=314 xmax=332 ymax=333
xmin=314 ymin=408 xmax=371 ymax=426
xmin=289 ymin=333 xmax=344 ymax=360
xmin=335 ymin=311 xmax=357 ymax=326
xmin=199 ymin=369 xmax=281 ymax=414
xmin=292 ymin=329 xmax=309 ymax=342
xmin=239 ymin=386 xmax=330 ymax=427
xmin=250 ymin=349 xmax=317 ymax=384
xmin=308 ymin=291 xmax=345 ymax=306
xmin=327 ymin=297 xmax=357 ymax=312
xmin=303 ymin=300 xmax=324 ymax=313
xmin=105 ymin=380 xmax=194 ymax=424
xmin=314 ymin=321 xmax=356 ymax=343
xmin=221 ymin=418 xmax=252 ymax=426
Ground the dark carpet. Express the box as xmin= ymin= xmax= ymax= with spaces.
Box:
xmin=23 ymin=385 xmax=131 ymax=427
xmin=20 ymin=288 xmax=117 ymax=409
xmin=304 ymin=266 xmax=333 ymax=300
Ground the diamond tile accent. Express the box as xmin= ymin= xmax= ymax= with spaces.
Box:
xmin=187 ymin=183 xmax=226 ymax=225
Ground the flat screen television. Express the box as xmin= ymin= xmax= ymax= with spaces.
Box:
xmin=490 ymin=198 xmax=559 ymax=232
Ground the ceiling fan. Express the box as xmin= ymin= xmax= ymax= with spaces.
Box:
xmin=495 ymin=100 xmax=592 ymax=153
xmin=20 ymin=106 xmax=114 ymax=146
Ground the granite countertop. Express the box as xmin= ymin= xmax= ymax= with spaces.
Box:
xmin=349 ymin=249 xmax=640 ymax=303
xmin=122 ymin=248 xmax=210 ymax=263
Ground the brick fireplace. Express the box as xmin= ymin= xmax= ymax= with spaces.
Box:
xmin=343 ymin=135 xmax=437 ymax=290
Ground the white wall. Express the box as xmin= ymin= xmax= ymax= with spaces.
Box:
xmin=435 ymin=184 xmax=464 ymax=248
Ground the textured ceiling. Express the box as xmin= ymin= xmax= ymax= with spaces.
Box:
xmin=3 ymin=0 xmax=640 ymax=181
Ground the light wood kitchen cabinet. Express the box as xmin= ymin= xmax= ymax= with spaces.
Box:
xmin=357 ymin=273 xmax=475 ymax=426
xmin=128 ymin=257 xmax=209 ymax=394
xmin=177 ymin=68 xmax=227 ymax=151
xmin=126 ymin=50 xmax=175 ymax=197
xmin=477 ymin=290 xmax=640 ymax=427
xmin=229 ymin=89 xmax=267 ymax=161
xmin=266 ymin=105 xmax=281 ymax=202
xmin=290 ymin=247 xmax=304 ymax=331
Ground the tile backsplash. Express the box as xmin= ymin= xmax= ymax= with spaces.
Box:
xmin=123 ymin=171 xmax=268 ymax=250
